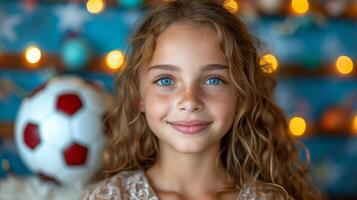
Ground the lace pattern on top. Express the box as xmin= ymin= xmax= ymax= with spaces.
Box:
xmin=82 ymin=169 xmax=285 ymax=200
xmin=82 ymin=170 xmax=158 ymax=200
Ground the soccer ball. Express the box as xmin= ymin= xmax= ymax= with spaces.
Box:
xmin=15 ymin=75 xmax=113 ymax=185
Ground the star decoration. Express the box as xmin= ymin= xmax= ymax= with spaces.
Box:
xmin=123 ymin=10 xmax=141 ymax=29
xmin=55 ymin=4 xmax=91 ymax=33
xmin=0 ymin=14 xmax=21 ymax=42
xmin=313 ymin=161 xmax=343 ymax=188
xmin=322 ymin=34 xmax=343 ymax=59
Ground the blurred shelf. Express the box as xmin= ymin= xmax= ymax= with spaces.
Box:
xmin=2 ymin=0 xmax=357 ymax=19
xmin=0 ymin=53 xmax=356 ymax=78
xmin=0 ymin=122 xmax=14 ymax=139
xmin=0 ymin=53 xmax=119 ymax=75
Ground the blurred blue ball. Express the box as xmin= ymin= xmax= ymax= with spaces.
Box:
xmin=61 ymin=38 xmax=92 ymax=71
xmin=118 ymin=0 xmax=143 ymax=9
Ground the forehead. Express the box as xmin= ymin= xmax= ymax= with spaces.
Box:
xmin=157 ymin=21 xmax=219 ymax=45
xmin=144 ymin=22 xmax=227 ymax=70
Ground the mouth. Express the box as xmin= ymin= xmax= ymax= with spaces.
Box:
xmin=167 ymin=120 xmax=212 ymax=134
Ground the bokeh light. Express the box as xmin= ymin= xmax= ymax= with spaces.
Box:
xmin=259 ymin=53 xmax=279 ymax=73
xmin=352 ymin=114 xmax=357 ymax=135
xmin=291 ymin=0 xmax=310 ymax=15
xmin=223 ymin=0 xmax=239 ymax=13
xmin=25 ymin=46 xmax=41 ymax=65
xmin=336 ymin=55 xmax=354 ymax=75
xmin=105 ymin=50 xmax=125 ymax=70
xmin=86 ymin=0 xmax=105 ymax=14
xmin=289 ymin=116 xmax=307 ymax=136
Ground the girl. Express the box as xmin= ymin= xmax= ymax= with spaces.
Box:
xmin=83 ymin=0 xmax=322 ymax=199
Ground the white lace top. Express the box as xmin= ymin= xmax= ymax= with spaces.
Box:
xmin=82 ymin=169 xmax=285 ymax=200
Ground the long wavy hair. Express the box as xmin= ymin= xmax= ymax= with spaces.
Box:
xmin=101 ymin=0 xmax=322 ymax=199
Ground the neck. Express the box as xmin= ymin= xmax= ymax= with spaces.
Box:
xmin=145 ymin=142 xmax=235 ymax=198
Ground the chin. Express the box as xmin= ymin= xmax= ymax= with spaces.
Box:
xmin=172 ymin=141 xmax=213 ymax=154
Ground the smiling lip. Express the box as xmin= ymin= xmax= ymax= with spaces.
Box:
xmin=168 ymin=120 xmax=212 ymax=134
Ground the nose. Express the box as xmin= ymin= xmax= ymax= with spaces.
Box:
xmin=176 ymin=88 xmax=203 ymax=112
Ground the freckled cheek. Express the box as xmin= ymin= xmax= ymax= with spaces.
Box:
xmin=205 ymin=90 xmax=237 ymax=121
xmin=143 ymin=89 xmax=174 ymax=119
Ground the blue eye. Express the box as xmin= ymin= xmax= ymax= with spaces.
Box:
xmin=155 ymin=77 xmax=174 ymax=86
xmin=205 ymin=77 xmax=223 ymax=85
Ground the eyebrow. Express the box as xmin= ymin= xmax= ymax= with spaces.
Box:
xmin=147 ymin=64 xmax=229 ymax=72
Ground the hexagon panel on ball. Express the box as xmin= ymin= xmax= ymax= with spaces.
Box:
xmin=15 ymin=75 xmax=113 ymax=185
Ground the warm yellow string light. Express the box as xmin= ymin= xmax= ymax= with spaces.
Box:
xmin=291 ymin=0 xmax=310 ymax=15
xmin=105 ymin=50 xmax=125 ymax=70
xmin=259 ymin=53 xmax=279 ymax=73
xmin=24 ymin=46 xmax=41 ymax=65
xmin=87 ymin=0 xmax=105 ymax=14
xmin=352 ymin=114 xmax=357 ymax=135
xmin=336 ymin=55 xmax=354 ymax=75
xmin=289 ymin=116 xmax=307 ymax=137
xmin=223 ymin=0 xmax=239 ymax=13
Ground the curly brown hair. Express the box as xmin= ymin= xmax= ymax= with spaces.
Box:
xmin=100 ymin=0 xmax=322 ymax=199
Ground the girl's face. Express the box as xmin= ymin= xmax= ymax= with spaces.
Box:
xmin=138 ymin=22 xmax=238 ymax=154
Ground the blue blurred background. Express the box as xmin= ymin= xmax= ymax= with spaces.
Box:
xmin=0 ymin=0 xmax=357 ymax=199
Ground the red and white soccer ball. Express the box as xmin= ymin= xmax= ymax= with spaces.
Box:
xmin=15 ymin=75 xmax=113 ymax=185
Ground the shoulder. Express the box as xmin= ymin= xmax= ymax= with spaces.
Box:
xmin=82 ymin=169 xmax=157 ymax=200
xmin=238 ymin=183 xmax=292 ymax=200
